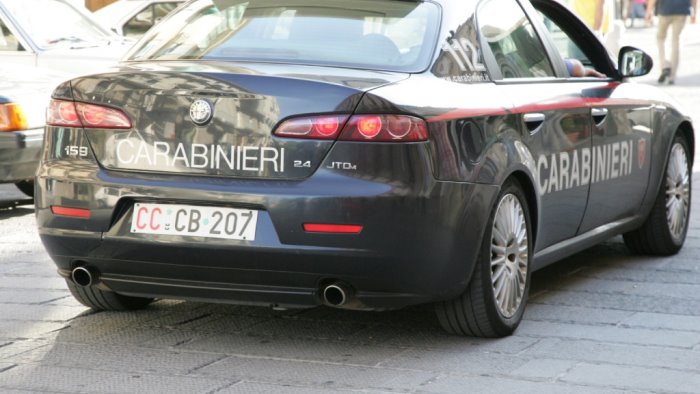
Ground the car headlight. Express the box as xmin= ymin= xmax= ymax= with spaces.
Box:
xmin=0 ymin=103 xmax=28 ymax=132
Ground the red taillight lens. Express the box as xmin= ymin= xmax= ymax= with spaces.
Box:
xmin=47 ymin=100 xmax=131 ymax=129
xmin=303 ymin=223 xmax=363 ymax=234
xmin=356 ymin=115 xmax=382 ymax=138
xmin=51 ymin=206 xmax=91 ymax=219
xmin=58 ymin=102 xmax=79 ymax=124
xmin=340 ymin=115 xmax=428 ymax=142
xmin=274 ymin=115 xmax=349 ymax=140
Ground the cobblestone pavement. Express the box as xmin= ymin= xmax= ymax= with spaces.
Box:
xmin=0 ymin=23 xmax=699 ymax=394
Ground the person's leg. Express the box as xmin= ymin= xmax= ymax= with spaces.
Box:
xmin=656 ymin=15 xmax=672 ymax=81
xmin=668 ymin=15 xmax=687 ymax=83
xmin=626 ymin=0 xmax=633 ymax=26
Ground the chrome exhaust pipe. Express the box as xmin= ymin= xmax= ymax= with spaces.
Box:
xmin=323 ymin=282 xmax=353 ymax=307
xmin=71 ymin=266 xmax=98 ymax=287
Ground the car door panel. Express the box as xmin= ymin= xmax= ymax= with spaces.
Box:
xmin=475 ymin=0 xmax=594 ymax=251
xmin=524 ymin=0 xmax=654 ymax=236
xmin=577 ymin=82 xmax=653 ymax=232
xmin=507 ymin=83 xmax=593 ymax=250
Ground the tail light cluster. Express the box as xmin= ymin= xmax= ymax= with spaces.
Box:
xmin=0 ymin=103 xmax=28 ymax=132
xmin=274 ymin=115 xmax=349 ymax=139
xmin=47 ymin=99 xmax=132 ymax=129
xmin=275 ymin=114 xmax=428 ymax=142
xmin=46 ymin=100 xmax=426 ymax=142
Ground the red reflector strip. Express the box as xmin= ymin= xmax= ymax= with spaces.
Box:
xmin=51 ymin=206 xmax=91 ymax=219
xmin=303 ymin=223 xmax=363 ymax=234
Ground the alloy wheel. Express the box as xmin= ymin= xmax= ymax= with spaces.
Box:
xmin=490 ymin=193 xmax=529 ymax=318
xmin=665 ymin=142 xmax=690 ymax=242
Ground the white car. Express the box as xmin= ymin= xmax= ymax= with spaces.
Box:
xmin=0 ymin=65 xmax=69 ymax=196
xmin=0 ymin=0 xmax=131 ymax=76
xmin=93 ymin=0 xmax=183 ymax=37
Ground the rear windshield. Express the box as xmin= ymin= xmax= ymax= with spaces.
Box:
xmin=126 ymin=0 xmax=441 ymax=72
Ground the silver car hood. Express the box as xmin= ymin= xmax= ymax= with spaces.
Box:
xmin=35 ymin=41 xmax=132 ymax=77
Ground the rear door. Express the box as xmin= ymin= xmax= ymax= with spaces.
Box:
xmin=530 ymin=0 xmax=653 ymax=233
xmin=476 ymin=0 xmax=593 ymax=251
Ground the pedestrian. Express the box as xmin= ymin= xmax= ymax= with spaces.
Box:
xmin=646 ymin=0 xmax=698 ymax=84
xmin=569 ymin=0 xmax=623 ymax=54
xmin=571 ymin=0 xmax=606 ymax=34
xmin=627 ymin=0 xmax=648 ymax=27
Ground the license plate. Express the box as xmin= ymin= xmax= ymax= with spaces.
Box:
xmin=130 ymin=203 xmax=258 ymax=241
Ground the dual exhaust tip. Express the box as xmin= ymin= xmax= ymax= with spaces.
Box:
xmin=322 ymin=282 xmax=354 ymax=307
xmin=71 ymin=266 xmax=98 ymax=287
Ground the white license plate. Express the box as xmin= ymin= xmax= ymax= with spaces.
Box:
xmin=130 ymin=203 xmax=258 ymax=241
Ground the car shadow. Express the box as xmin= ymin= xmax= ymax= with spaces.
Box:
xmin=0 ymin=204 xmax=34 ymax=220
xmin=46 ymin=239 xmax=638 ymax=351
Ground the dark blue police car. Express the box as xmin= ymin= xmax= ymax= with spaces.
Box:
xmin=36 ymin=0 xmax=693 ymax=337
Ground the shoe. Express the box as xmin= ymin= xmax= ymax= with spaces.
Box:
xmin=668 ymin=80 xmax=675 ymax=85
xmin=658 ymin=67 xmax=671 ymax=83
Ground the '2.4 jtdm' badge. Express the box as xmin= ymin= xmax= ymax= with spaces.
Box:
xmin=189 ymin=99 xmax=213 ymax=126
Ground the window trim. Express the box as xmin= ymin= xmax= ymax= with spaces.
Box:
xmin=475 ymin=0 xmax=557 ymax=82
xmin=527 ymin=0 xmax=618 ymax=81
xmin=0 ymin=9 xmax=35 ymax=53
xmin=126 ymin=0 xmax=445 ymax=74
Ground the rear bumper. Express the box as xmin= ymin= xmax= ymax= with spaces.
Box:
xmin=43 ymin=228 xmax=453 ymax=310
xmin=37 ymin=169 xmax=498 ymax=310
xmin=36 ymin=132 xmax=499 ymax=310
xmin=0 ymin=128 xmax=43 ymax=182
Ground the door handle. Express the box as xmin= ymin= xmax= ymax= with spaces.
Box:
xmin=523 ymin=113 xmax=545 ymax=133
xmin=592 ymin=107 xmax=608 ymax=125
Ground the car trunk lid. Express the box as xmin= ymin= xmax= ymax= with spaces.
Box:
xmin=68 ymin=61 xmax=407 ymax=179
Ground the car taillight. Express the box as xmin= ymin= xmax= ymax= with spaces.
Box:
xmin=274 ymin=114 xmax=428 ymax=142
xmin=47 ymin=99 xmax=132 ymax=129
xmin=0 ymin=103 xmax=28 ymax=132
xmin=51 ymin=206 xmax=91 ymax=219
xmin=340 ymin=115 xmax=428 ymax=142
xmin=274 ymin=115 xmax=350 ymax=140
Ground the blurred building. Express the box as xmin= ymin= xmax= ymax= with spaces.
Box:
xmin=85 ymin=0 xmax=116 ymax=11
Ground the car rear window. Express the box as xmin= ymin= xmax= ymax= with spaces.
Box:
xmin=126 ymin=0 xmax=441 ymax=73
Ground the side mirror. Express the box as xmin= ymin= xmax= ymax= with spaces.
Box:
xmin=618 ymin=46 xmax=653 ymax=78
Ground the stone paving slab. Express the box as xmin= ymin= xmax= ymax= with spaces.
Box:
xmin=621 ymin=312 xmax=700 ymax=332
xmin=0 ymin=364 xmax=234 ymax=394
xmin=524 ymin=338 xmax=700 ymax=373
xmin=413 ymin=375 xmax=642 ymax=394
xmin=192 ymin=356 xmax=438 ymax=392
xmin=562 ymin=363 xmax=700 ymax=393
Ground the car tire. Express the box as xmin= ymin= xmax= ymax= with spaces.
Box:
xmin=624 ymin=135 xmax=691 ymax=255
xmin=14 ymin=180 xmax=34 ymax=197
xmin=436 ymin=178 xmax=532 ymax=337
xmin=66 ymin=280 xmax=154 ymax=311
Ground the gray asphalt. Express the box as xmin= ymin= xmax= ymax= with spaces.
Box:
xmin=0 ymin=22 xmax=699 ymax=394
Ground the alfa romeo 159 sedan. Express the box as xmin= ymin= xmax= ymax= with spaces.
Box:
xmin=36 ymin=0 xmax=693 ymax=337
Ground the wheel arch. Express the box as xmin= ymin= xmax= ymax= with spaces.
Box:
xmin=504 ymin=170 xmax=539 ymax=248
xmin=678 ymin=120 xmax=695 ymax=161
